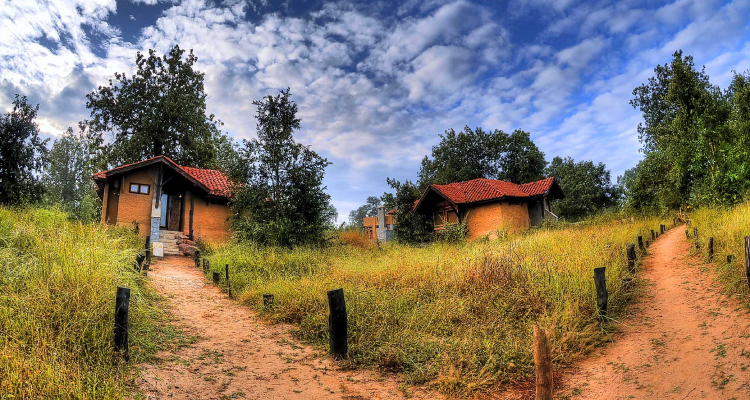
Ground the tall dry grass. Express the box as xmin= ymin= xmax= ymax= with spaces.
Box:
xmin=206 ymin=214 xmax=666 ymax=396
xmin=689 ymin=202 xmax=750 ymax=307
xmin=0 ymin=207 xmax=171 ymax=399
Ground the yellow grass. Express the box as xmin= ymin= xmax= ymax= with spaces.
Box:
xmin=206 ymin=214 xmax=668 ymax=396
xmin=689 ymin=202 xmax=750 ymax=307
xmin=0 ymin=207 xmax=174 ymax=399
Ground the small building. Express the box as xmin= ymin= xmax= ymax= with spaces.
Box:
xmin=93 ymin=156 xmax=233 ymax=252
xmin=413 ymin=177 xmax=564 ymax=240
xmin=363 ymin=205 xmax=395 ymax=241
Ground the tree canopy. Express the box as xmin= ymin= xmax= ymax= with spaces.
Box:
xmin=0 ymin=95 xmax=48 ymax=205
xmin=418 ymin=126 xmax=546 ymax=188
xmin=86 ymin=45 xmax=225 ymax=168
xmin=231 ymin=89 xmax=332 ymax=246
xmin=348 ymin=196 xmax=381 ymax=228
xmin=545 ymin=156 xmax=621 ymax=220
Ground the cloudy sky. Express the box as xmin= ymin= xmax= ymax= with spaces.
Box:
xmin=2 ymin=0 xmax=750 ymax=221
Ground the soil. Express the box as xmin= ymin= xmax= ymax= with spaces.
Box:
xmin=560 ymin=225 xmax=750 ymax=399
xmin=136 ymin=256 xmax=441 ymax=400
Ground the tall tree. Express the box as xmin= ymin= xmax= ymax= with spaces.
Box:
xmin=231 ymin=89 xmax=332 ymax=246
xmin=497 ymin=129 xmax=547 ymax=183
xmin=382 ymin=178 xmax=432 ymax=244
xmin=348 ymin=196 xmax=381 ymax=228
xmin=86 ymin=45 xmax=223 ymax=168
xmin=418 ymin=126 xmax=547 ymax=187
xmin=545 ymin=156 xmax=621 ymax=220
xmin=0 ymin=95 xmax=48 ymax=205
xmin=42 ymin=123 xmax=105 ymax=221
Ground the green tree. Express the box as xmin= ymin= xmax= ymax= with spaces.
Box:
xmin=0 ymin=95 xmax=48 ymax=205
xmin=86 ymin=45 xmax=224 ymax=168
xmin=497 ymin=129 xmax=547 ymax=183
xmin=418 ymin=126 xmax=546 ymax=187
xmin=42 ymin=123 xmax=105 ymax=221
xmin=348 ymin=196 xmax=381 ymax=228
xmin=630 ymin=50 xmax=732 ymax=207
xmin=545 ymin=156 xmax=620 ymax=220
xmin=382 ymin=178 xmax=432 ymax=244
xmin=231 ymin=89 xmax=332 ymax=246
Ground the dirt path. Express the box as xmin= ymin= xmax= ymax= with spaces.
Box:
xmin=137 ymin=256 xmax=440 ymax=400
xmin=561 ymin=226 xmax=750 ymax=399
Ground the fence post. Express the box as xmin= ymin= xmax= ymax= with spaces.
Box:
xmin=745 ymin=236 xmax=750 ymax=291
xmin=225 ymin=264 xmax=231 ymax=298
xmin=708 ymin=237 xmax=714 ymax=262
xmin=263 ymin=294 xmax=274 ymax=309
xmin=533 ymin=325 xmax=553 ymax=400
xmin=727 ymin=255 xmax=733 ymax=264
xmin=327 ymin=288 xmax=348 ymax=359
xmin=194 ymin=250 xmax=201 ymax=270
xmin=637 ymin=236 xmax=644 ymax=250
xmin=626 ymin=244 xmax=636 ymax=273
xmin=593 ymin=267 xmax=607 ymax=318
xmin=114 ymin=286 xmax=130 ymax=360
xmin=212 ymin=271 xmax=220 ymax=284
xmin=660 ymin=224 xmax=665 ymax=234
xmin=645 ymin=240 xmax=650 ymax=248
xmin=145 ymin=235 xmax=151 ymax=269
xmin=651 ymin=229 xmax=655 ymax=241
xmin=694 ymin=229 xmax=700 ymax=249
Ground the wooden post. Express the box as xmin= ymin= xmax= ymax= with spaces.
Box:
xmin=194 ymin=250 xmax=201 ymax=269
xmin=637 ymin=236 xmax=644 ymax=250
xmin=593 ymin=267 xmax=607 ymax=318
xmin=626 ymin=244 xmax=636 ymax=273
xmin=327 ymin=288 xmax=348 ymax=359
xmin=694 ymin=229 xmax=700 ymax=249
xmin=645 ymin=240 xmax=650 ymax=248
xmin=225 ymin=264 xmax=231 ymax=298
xmin=708 ymin=237 xmax=714 ymax=262
xmin=728 ymin=255 xmax=733 ymax=263
xmin=189 ymin=196 xmax=195 ymax=241
xmin=145 ymin=235 xmax=151 ymax=269
xmin=745 ymin=236 xmax=750 ymax=291
xmin=660 ymin=224 xmax=665 ymax=234
xmin=212 ymin=271 xmax=220 ymax=284
xmin=114 ymin=286 xmax=130 ymax=360
xmin=651 ymin=229 xmax=655 ymax=241
xmin=263 ymin=294 xmax=274 ymax=309
xmin=686 ymin=229 xmax=689 ymax=239
xmin=533 ymin=325 xmax=553 ymax=400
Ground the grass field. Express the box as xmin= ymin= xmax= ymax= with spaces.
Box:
xmin=0 ymin=207 xmax=174 ymax=399
xmin=689 ymin=202 xmax=750 ymax=308
xmin=205 ymin=215 xmax=667 ymax=396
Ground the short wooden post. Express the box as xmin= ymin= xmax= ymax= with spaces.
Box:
xmin=651 ymin=229 xmax=655 ymax=241
xmin=533 ymin=325 xmax=553 ymax=400
xmin=327 ymin=288 xmax=348 ymax=359
xmin=686 ymin=229 xmax=689 ymax=239
xmin=660 ymin=224 xmax=665 ymax=234
xmin=593 ymin=267 xmax=607 ymax=318
xmin=144 ymin=235 xmax=151 ymax=269
xmin=194 ymin=250 xmax=201 ymax=269
xmin=645 ymin=240 xmax=650 ymax=247
xmin=225 ymin=264 xmax=231 ymax=298
xmin=708 ymin=237 xmax=714 ymax=262
xmin=727 ymin=255 xmax=733 ymax=263
xmin=626 ymin=244 xmax=636 ymax=273
xmin=745 ymin=236 xmax=750 ymax=291
xmin=263 ymin=294 xmax=274 ymax=308
xmin=637 ymin=235 xmax=644 ymax=250
xmin=694 ymin=229 xmax=700 ymax=249
xmin=114 ymin=286 xmax=130 ymax=360
xmin=212 ymin=271 xmax=220 ymax=284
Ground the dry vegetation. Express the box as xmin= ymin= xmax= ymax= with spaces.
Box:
xmin=689 ymin=202 xmax=750 ymax=308
xmin=0 ymin=207 xmax=175 ymax=399
xmin=205 ymin=214 xmax=667 ymax=396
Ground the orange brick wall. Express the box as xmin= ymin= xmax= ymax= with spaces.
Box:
xmin=463 ymin=201 xmax=530 ymax=241
xmin=115 ymin=168 xmax=156 ymax=231
xmin=181 ymin=191 xmax=233 ymax=244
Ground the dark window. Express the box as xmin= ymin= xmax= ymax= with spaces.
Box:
xmin=129 ymin=183 xmax=150 ymax=195
xmin=433 ymin=212 xmax=444 ymax=226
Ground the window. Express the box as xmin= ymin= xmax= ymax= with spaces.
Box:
xmin=129 ymin=183 xmax=150 ymax=195
xmin=433 ymin=212 xmax=444 ymax=226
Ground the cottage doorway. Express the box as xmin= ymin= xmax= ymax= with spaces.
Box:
xmin=105 ymin=184 xmax=119 ymax=224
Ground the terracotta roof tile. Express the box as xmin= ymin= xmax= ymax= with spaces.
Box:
xmin=429 ymin=177 xmax=556 ymax=205
xmin=93 ymin=155 xmax=233 ymax=199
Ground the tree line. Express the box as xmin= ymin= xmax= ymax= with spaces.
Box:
xmin=0 ymin=45 xmax=334 ymax=246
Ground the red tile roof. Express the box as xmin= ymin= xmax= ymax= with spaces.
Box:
xmin=420 ymin=177 xmax=559 ymax=209
xmin=93 ymin=155 xmax=233 ymax=199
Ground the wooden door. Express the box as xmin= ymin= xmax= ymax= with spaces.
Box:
xmin=167 ymin=194 xmax=181 ymax=231
xmin=106 ymin=184 xmax=119 ymax=225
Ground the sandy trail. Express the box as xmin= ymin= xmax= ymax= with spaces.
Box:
xmin=137 ymin=256 xmax=440 ymax=400
xmin=561 ymin=225 xmax=750 ymax=399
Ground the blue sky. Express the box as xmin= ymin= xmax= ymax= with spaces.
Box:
xmin=2 ymin=0 xmax=750 ymax=222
